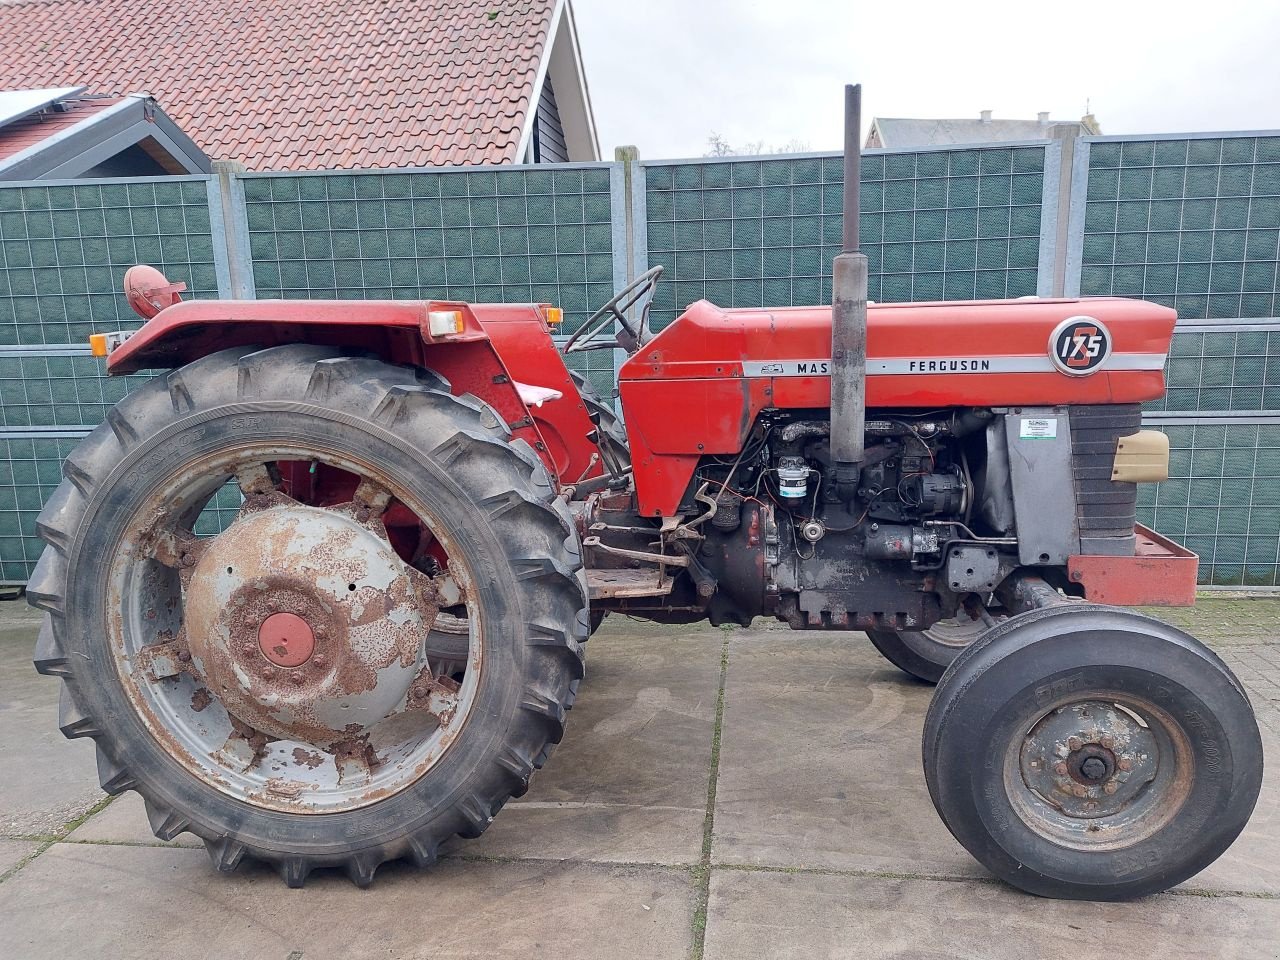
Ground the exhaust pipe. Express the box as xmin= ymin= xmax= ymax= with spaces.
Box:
xmin=831 ymin=83 xmax=869 ymax=497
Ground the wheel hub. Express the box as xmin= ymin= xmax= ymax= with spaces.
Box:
xmin=184 ymin=503 xmax=438 ymax=747
xmin=258 ymin=612 xmax=315 ymax=667
xmin=1020 ymin=700 xmax=1159 ymax=818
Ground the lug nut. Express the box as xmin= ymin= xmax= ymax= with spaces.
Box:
xmin=1053 ymin=761 xmax=1068 ymax=776
xmin=260 ymin=667 xmax=275 ymax=680
xmin=241 ymin=643 xmax=256 ymax=655
xmin=1104 ymin=782 xmax=1119 ymax=795
xmin=1100 ymin=735 xmax=1115 ymax=750
xmin=1073 ymin=784 xmax=1089 ymax=798
xmin=1118 ymin=757 xmax=1132 ymax=771
xmin=1068 ymin=736 xmax=1083 ymax=751
xmin=289 ymin=673 xmax=304 ymax=686
xmin=312 ymin=655 xmax=328 ymax=669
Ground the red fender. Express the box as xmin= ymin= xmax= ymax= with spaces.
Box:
xmin=107 ymin=297 xmax=605 ymax=484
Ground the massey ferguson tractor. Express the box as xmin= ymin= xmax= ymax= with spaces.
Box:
xmin=29 ymin=86 xmax=1261 ymax=901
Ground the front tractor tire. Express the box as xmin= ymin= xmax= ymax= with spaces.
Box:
xmin=922 ymin=605 xmax=1263 ymax=900
xmin=29 ymin=345 xmax=588 ymax=887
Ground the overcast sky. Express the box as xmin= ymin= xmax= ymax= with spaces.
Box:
xmin=572 ymin=0 xmax=1280 ymax=159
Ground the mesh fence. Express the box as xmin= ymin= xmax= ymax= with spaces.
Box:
xmin=0 ymin=179 xmax=219 ymax=343
xmin=242 ymin=165 xmax=622 ymax=397
xmin=1078 ymin=135 xmax=1280 ymax=319
xmin=1140 ymin=421 xmax=1280 ymax=586
xmin=0 ymin=435 xmax=78 ymax=582
xmin=1148 ymin=325 xmax=1280 ymax=412
xmin=0 ymin=143 xmax=1277 ymax=586
xmin=643 ymin=145 xmax=1048 ymax=330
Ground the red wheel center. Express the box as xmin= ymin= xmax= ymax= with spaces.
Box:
xmin=258 ymin=612 xmax=316 ymax=667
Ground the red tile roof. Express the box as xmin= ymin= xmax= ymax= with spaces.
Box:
xmin=0 ymin=0 xmax=556 ymax=171
xmin=0 ymin=96 xmax=123 ymax=162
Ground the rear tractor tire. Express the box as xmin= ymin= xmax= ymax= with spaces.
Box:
xmin=29 ymin=345 xmax=588 ymax=887
xmin=867 ymin=615 xmax=990 ymax=684
xmin=922 ymin=604 xmax=1263 ymax=900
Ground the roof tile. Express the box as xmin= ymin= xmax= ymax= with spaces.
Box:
xmin=0 ymin=0 xmax=556 ymax=170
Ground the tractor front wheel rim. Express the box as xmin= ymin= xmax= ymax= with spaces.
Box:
xmin=1004 ymin=693 xmax=1193 ymax=850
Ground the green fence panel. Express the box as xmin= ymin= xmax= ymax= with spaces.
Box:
xmin=1148 ymin=324 xmax=1280 ymax=412
xmin=0 ymin=175 xmax=223 ymax=582
xmin=241 ymin=165 xmax=623 ymax=398
xmin=1077 ymin=135 xmax=1280 ymax=319
xmin=0 ymin=435 xmax=80 ymax=582
xmin=642 ymin=145 xmax=1049 ymax=329
xmin=1140 ymin=421 xmax=1280 ymax=586
xmin=0 ymin=178 xmax=220 ymax=343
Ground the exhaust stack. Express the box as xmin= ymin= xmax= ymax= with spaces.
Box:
xmin=831 ymin=83 xmax=868 ymax=497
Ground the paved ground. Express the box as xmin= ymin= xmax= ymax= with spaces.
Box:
xmin=1 ymin=597 xmax=1278 ymax=959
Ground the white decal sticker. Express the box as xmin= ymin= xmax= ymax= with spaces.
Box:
xmin=1020 ymin=417 xmax=1058 ymax=439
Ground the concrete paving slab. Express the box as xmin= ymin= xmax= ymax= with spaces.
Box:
xmin=713 ymin=630 xmax=981 ymax=878
xmin=0 ymin=843 xmax=694 ymax=960
xmin=0 ymin=838 xmax=39 ymax=875
xmin=704 ymin=869 xmax=1280 ymax=960
xmin=67 ymin=793 xmax=201 ymax=849
xmin=447 ymin=623 xmax=721 ymax=865
xmin=715 ymin=628 xmax=1280 ymax=895
xmin=0 ymin=624 xmax=103 ymax=837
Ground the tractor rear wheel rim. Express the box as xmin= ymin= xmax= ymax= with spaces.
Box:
xmin=1004 ymin=693 xmax=1193 ymax=850
xmin=107 ymin=442 xmax=482 ymax=813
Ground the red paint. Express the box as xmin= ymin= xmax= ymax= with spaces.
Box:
xmin=1068 ymin=525 xmax=1199 ymax=606
xmin=106 ymin=281 xmax=1178 ymax=525
xmin=619 ymin=297 xmax=1176 ymax=515
xmin=258 ymin=612 xmax=315 ymax=666
xmin=107 ymin=298 xmax=596 ymax=477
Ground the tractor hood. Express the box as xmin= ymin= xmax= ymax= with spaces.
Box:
xmin=621 ymin=296 xmax=1175 ymax=408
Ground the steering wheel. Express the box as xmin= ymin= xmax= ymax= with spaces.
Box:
xmin=563 ymin=266 xmax=663 ymax=354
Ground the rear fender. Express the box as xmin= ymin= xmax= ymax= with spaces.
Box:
xmin=106 ymin=298 xmax=560 ymax=475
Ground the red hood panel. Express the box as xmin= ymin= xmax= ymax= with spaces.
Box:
xmin=621 ymin=296 xmax=1175 ymax=407
xmin=619 ymin=296 xmax=1176 ymax=517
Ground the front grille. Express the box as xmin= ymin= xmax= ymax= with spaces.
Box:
xmin=1071 ymin=404 xmax=1141 ymax=544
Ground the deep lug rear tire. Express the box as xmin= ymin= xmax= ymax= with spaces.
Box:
xmin=867 ymin=616 xmax=988 ymax=684
xmin=29 ymin=345 xmax=588 ymax=887
xmin=921 ymin=605 xmax=1263 ymax=900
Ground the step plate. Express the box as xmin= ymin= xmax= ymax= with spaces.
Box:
xmin=587 ymin=568 xmax=675 ymax=600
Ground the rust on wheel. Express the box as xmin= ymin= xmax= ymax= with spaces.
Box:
xmin=116 ymin=446 xmax=482 ymax=813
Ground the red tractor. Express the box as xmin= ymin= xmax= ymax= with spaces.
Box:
xmin=31 ymin=87 xmax=1261 ymax=900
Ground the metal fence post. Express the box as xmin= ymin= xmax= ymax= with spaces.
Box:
xmin=210 ymin=161 xmax=256 ymax=299
xmin=1036 ymin=140 xmax=1063 ymax=297
xmin=1061 ymin=139 xmax=1092 ymax=298
xmin=611 ymin=147 xmax=643 ymax=406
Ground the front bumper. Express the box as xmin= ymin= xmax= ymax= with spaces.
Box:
xmin=1067 ymin=524 xmax=1199 ymax=606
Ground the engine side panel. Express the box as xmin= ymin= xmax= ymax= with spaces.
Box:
xmin=620 ymin=297 xmax=1176 ymax=517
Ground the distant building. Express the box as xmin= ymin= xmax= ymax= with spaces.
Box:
xmin=0 ymin=0 xmax=598 ymax=171
xmin=0 ymin=88 xmax=209 ymax=181
xmin=866 ymin=110 xmax=1101 ymax=149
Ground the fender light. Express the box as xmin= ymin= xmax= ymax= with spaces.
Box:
xmin=427 ymin=309 xmax=465 ymax=338
xmin=541 ymin=305 xmax=564 ymax=326
xmin=89 ymin=331 xmax=132 ymax=357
